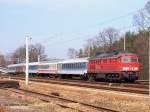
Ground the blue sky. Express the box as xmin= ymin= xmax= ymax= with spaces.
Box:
xmin=0 ymin=0 xmax=148 ymax=58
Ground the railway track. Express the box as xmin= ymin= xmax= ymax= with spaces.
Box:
xmin=136 ymin=80 xmax=149 ymax=85
xmin=39 ymin=77 xmax=149 ymax=89
xmin=1 ymin=75 xmax=149 ymax=95
xmin=1 ymin=74 xmax=149 ymax=88
xmin=6 ymin=88 xmax=118 ymax=112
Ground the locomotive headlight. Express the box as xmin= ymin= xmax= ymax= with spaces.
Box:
xmin=122 ymin=67 xmax=129 ymax=70
xmin=134 ymin=67 xmax=138 ymax=70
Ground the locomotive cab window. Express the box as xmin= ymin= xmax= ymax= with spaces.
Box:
xmin=132 ymin=58 xmax=137 ymax=62
xmin=122 ymin=57 xmax=130 ymax=62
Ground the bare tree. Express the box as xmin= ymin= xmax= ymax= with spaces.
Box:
xmin=10 ymin=43 xmax=47 ymax=63
xmin=0 ymin=54 xmax=7 ymax=67
xmin=83 ymin=39 xmax=95 ymax=57
xmin=133 ymin=1 xmax=150 ymax=30
xmin=95 ymin=27 xmax=119 ymax=52
xmin=67 ymin=48 xmax=78 ymax=58
xmin=29 ymin=43 xmax=47 ymax=62
xmin=78 ymin=49 xmax=84 ymax=58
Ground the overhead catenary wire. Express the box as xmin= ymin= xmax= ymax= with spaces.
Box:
xmin=38 ymin=8 xmax=144 ymax=47
xmin=46 ymin=24 xmax=139 ymax=47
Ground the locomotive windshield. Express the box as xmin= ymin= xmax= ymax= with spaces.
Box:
xmin=122 ymin=57 xmax=138 ymax=63
xmin=122 ymin=57 xmax=130 ymax=62
xmin=132 ymin=58 xmax=137 ymax=62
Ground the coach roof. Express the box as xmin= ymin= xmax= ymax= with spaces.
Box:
xmin=58 ymin=58 xmax=88 ymax=64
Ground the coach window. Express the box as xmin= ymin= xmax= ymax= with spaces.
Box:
xmin=78 ymin=63 xmax=80 ymax=69
xmin=79 ymin=63 xmax=81 ymax=68
xmin=74 ymin=63 xmax=76 ymax=69
xmin=64 ymin=64 xmax=66 ymax=69
xmin=77 ymin=63 xmax=79 ymax=69
xmin=81 ymin=63 xmax=83 ymax=68
xmin=81 ymin=63 xmax=84 ymax=69
xmin=63 ymin=64 xmax=66 ymax=69
xmin=83 ymin=63 xmax=85 ymax=69
xmin=75 ymin=63 xmax=77 ymax=69
xmin=83 ymin=62 xmax=86 ymax=69
xmin=64 ymin=64 xmax=65 ymax=69
xmin=65 ymin=64 xmax=67 ymax=69
xmin=80 ymin=63 xmax=83 ymax=69
xmin=71 ymin=64 xmax=73 ymax=69
xmin=66 ymin=64 xmax=68 ymax=69
xmin=61 ymin=64 xmax=63 ymax=69
xmin=74 ymin=63 xmax=75 ymax=69
xmin=72 ymin=64 xmax=74 ymax=69
xmin=72 ymin=64 xmax=73 ymax=69
xmin=85 ymin=63 xmax=86 ymax=68
xmin=76 ymin=63 xmax=78 ymax=69
xmin=62 ymin=64 xmax=64 ymax=69
xmin=68 ymin=64 xmax=70 ymax=69
xmin=69 ymin=64 xmax=71 ymax=69
xmin=80 ymin=63 xmax=82 ymax=68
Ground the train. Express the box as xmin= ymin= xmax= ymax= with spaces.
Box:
xmin=7 ymin=52 xmax=140 ymax=82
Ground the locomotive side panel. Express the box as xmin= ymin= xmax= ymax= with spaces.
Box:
xmin=88 ymin=53 xmax=140 ymax=82
xmin=88 ymin=58 xmax=120 ymax=73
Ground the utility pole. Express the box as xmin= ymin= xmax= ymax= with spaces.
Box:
xmin=88 ymin=47 xmax=90 ymax=57
xmin=25 ymin=35 xmax=29 ymax=86
xmin=149 ymin=29 xmax=150 ymax=103
xmin=124 ymin=33 xmax=126 ymax=51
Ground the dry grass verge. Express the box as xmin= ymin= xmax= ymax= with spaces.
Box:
xmin=0 ymin=106 xmax=8 ymax=112
xmin=18 ymin=80 xmax=150 ymax=112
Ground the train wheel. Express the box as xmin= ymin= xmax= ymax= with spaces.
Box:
xmin=128 ymin=79 xmax=135 ymax=83
xmin=55 ymin=75 xmax=59 ymax=79
xmin=80 ymin=74 xmax=88 ymax=80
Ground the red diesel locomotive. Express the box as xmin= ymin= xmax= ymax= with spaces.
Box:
xmin=88 ymin=52 xmax=140 ymax=82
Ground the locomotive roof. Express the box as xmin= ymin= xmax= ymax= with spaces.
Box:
xmin=89 ymin=52 xmax=137 ymax=60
